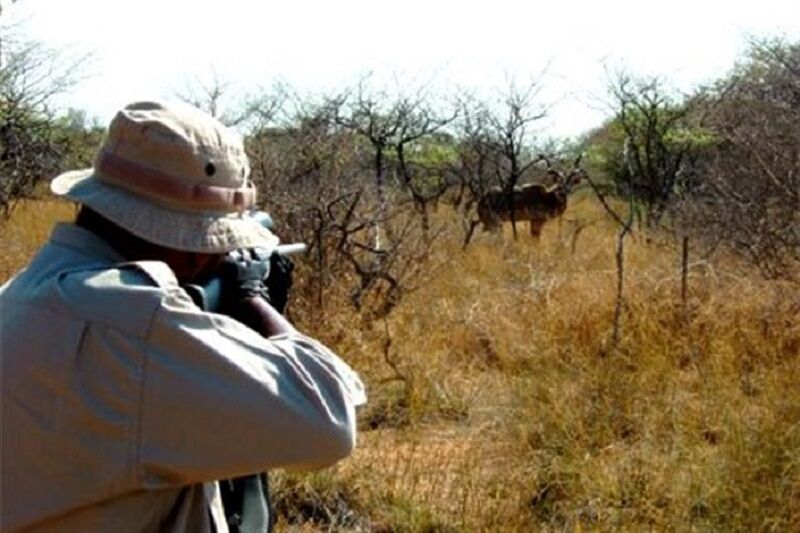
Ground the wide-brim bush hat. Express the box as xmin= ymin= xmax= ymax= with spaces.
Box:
xmin=51 ymin=100 xmax=279 ymax=253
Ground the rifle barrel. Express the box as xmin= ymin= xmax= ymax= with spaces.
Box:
xmin=275 ymin=243 xmax=308 ymax=255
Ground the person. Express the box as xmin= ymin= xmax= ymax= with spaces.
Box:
xmin=0 ymin=101 xmax=367 ymax=532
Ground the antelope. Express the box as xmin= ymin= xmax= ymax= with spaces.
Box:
xmin=477 ymin=160 xmax=586 ymax=239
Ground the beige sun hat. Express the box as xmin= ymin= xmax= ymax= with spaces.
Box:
xmin=51 ymin=100 xmax=279 ymax=253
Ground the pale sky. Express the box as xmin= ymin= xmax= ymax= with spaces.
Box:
xmin=4 ymin=0 xmax=799 ymax=137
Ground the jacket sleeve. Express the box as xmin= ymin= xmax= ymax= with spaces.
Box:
xmin=136 ymin=280 xmax=367 ymax=489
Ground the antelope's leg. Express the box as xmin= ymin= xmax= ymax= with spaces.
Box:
xmin=530 ymin=220 xmax=543 ymax=239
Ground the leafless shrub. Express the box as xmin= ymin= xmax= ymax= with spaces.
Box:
xmin=242 ymin=84 xmax=441 ymax=323
xmin=246 ymin=91 xmax=361 ymax=314
xmin=175 ymin=70 xmax=287 ymax=130
xmin=328 ymin=76 xmax=455 ymax=249
xmin=583 ymin=165 xmax=636 ymax=348
xmin=678 ymin=38 xmax=800 ymax=280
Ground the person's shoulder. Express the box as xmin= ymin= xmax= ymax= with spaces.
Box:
xmin=122 ymin=261 xmax=181 ymax=290
xmin=59 ymin=260 xmax=178 ymax=293
xmin=57 ymin=260 xmax=182 ymax=337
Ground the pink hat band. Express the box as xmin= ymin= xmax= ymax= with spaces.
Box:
xmin=95 ymin=150 xmax=256 ymax=213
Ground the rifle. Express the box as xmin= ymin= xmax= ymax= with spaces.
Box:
xmin=183 ymin=211 xmax=306 ymax=533
xmin=183 ymin=212 xmax=306 ymax=314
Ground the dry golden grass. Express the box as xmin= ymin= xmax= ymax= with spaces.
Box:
xmin=280 ymin=196 xmax=799 ymax=531
xmin=2 ymin=195 xmax=798 ymax=531
xmin=0 ymin=197 xmax=77 ymax=281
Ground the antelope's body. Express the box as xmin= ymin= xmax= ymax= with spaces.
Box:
xmin=476 ymin=163 xmax=585 ymax=239
xmin=478 ymin=183 xmax=568 ymax=237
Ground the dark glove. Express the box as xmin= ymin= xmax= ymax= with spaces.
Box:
xmin=216 ymin=248 xmax=273 ymax=326
xmin=263 ymin=253 xmax=294 ymax=314
xmin=183 ymin=248 xmax=294 ymax=326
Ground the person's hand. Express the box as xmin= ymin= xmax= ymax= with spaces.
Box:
xmin=218 ymin=248 xmax=272 ymax=306
xmin=200 ymin=247 xmax=297 ymax=337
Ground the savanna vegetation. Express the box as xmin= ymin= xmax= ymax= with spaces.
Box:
xmin=1 ymin=21 xmax=798 ymax=531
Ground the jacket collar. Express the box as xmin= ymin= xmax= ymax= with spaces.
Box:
xmin=50 ymin=223 xmax=126 ymax=263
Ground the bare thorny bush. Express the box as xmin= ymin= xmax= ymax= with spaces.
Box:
xmin=677 ymin=39 xmax=800 ymax=280
xmin=244 ymin=83 xmax=446 ymax=328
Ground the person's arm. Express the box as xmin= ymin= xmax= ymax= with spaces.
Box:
xmin=227 ymin=295 xmax=297 ymax=338
xmin=136 ymin=285 xmax=366 ymax=488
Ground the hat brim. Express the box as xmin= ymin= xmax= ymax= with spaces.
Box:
xmin=51 ymin=169 xmax=280 ymax=254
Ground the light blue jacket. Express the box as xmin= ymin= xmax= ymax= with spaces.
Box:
xmin=0 ymin=223 xmax=366 ymax=532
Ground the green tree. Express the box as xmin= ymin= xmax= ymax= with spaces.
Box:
xmin=595 ymin=73 xmax=712 ymax=227
xmin=0 ymin=17 xmax=91 ymax=215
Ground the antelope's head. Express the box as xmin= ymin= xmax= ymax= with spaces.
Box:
xmin=540 ymin=153 xmax=587 ymax=194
